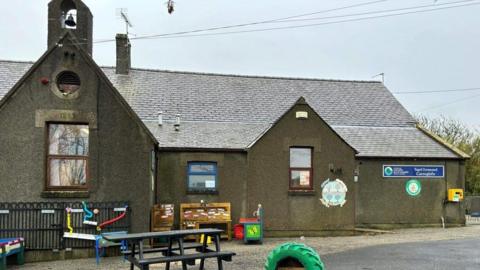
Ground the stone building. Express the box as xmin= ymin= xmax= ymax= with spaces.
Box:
xmin=0 ymin=0 xmax=468 ymax=238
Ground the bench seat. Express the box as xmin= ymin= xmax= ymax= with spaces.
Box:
xmin=137 ymin=251 xmax=236 ymax=265
xmin=123 ymin=243 xmax=204 ymax=256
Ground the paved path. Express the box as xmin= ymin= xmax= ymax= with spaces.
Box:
xmin=323 ymin=237 xmax=480 ymax=270
xmin=9 ymin=226 xmax=480 ymax=270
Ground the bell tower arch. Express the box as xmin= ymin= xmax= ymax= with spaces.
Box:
xmin=48 ymin=0 xmax=93 ymax=54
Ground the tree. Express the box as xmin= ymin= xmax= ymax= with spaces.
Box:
xmin=416 ymin=115 xmax=480 ymax=195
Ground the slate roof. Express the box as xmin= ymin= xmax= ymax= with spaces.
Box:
xmin=144 ymin=121 xmax=270 ymax=150
xmin=0 ymin=59 xmax=462 ymax=158
xmin=333 ymin=126 xmax=459 ymax=158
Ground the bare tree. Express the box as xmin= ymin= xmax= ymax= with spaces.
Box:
xmin=416 ymin=115 xmax=480 ymax=195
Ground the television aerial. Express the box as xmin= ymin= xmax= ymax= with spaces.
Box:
xmin=116 ymin=8 xmax=134 ymax=35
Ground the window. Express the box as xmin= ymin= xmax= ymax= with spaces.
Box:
xmin=56 ymin=71 xmax=81 ymax=95
xmin=47 ymin=124 xmax=89 ymax=189
xmin=289 ymin=147 xmax=313 ymax=190
xmin=187 ymin=162 xmax=217 ymax=193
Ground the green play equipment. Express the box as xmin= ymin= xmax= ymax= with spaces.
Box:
xmin=240 ymin=204 xmax=263 ymax=244
xmin=264 ymin=242 xmax=324 ymax=270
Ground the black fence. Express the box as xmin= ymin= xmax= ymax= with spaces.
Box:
xmin=0 ymin=201 xmax=130 ymax=250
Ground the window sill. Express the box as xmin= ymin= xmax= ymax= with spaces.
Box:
xmin=187 ymin=190 xmax=219 ymax=195
xmin=288 ymin=190 xmax=316 ymax=196
xmin=41 ymin=190 xmax=90 ymax=199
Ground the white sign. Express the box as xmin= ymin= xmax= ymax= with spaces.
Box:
xmin=205 ymin=180 xmax=216 ymax=188
xmin=320 ymin=179 xmax=348 ymax=207
xmin=296 ymin=111 xmax=308 ymax=119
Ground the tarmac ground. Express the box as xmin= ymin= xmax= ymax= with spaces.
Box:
xmin=8 ymin=225 xmax=480 ymax=270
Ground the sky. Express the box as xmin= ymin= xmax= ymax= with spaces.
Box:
xmin=0 ymin=0 xmax=479 ymax=128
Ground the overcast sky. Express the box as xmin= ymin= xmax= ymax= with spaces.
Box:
xmin=1 ymin=0 xmax=479 ymax=128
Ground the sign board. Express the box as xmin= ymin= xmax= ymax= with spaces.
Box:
xmin=383 ymin=165 xmax=444 ymax=178
xmin=405 ymin=179 xmax=422 ymax=196
xmin=41 ymin=209 xmax=55 ymax=214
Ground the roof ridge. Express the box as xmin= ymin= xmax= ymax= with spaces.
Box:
xmin=126 ymin=67 xmax=384 ymax=84
xmin=143 ymin=119 xmax=271 ymax=125
xmin=0 ymin=59 xmax=383 ymax=84
xmin=332 ymin=125 xmax=417 ymax=129
xmin=0 ymin=59 xmax=35 ymax=64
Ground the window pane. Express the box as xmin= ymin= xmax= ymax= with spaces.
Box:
xmin=49 ymin=159 xmax=87 ymax=187
xmin=188 ymin=175 xmax=216 ymax=190
xmin=189 ymin=163 xmax=216 ymax=174
xmin=290 ymin=148 xmax=311 ymax=168
xmin=49 ymin=124 xmax=89 ymax=156
xmin=291 ymin=170 xmax=311 ymax=188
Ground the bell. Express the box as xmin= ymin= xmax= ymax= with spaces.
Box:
xmin=64 ymin=14 xmax=76 ymax=27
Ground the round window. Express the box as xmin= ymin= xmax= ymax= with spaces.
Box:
xmin=56 ymin=71 xmax=81 ymax=95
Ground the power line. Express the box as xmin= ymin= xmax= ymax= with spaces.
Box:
xmin=90 ymin=0 xmax=479 ymax=44
xmin=415 ymin=92 xmax=480 ymax=112
xmin=92 ymin=0 xmax=388 ymax=44
xmin=272 ymin=0 xmax=476 ymax=23
xmin=128 ymin=1 xmax=480 ymax=41
xmin=393 ymin=87 xmax=480 ymax=94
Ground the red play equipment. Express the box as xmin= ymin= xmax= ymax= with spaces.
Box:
xmin=233 ymin=224 xmax=244 ymax=240
xmin=97 ymin=206 xmax=128 ymax=231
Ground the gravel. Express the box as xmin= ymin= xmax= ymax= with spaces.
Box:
xmin=9 ymin=225 xmax=480 ymax=270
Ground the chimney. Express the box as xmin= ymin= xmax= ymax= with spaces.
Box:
xmin=158 ymin=111 xmax=163 ymax=126
xmin=174 ymin=114 xmax=181 ymax=131
xmin=116 ymin=33 xmax=131 ymax=75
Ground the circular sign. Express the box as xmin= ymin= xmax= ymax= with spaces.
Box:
xmin=320 ymin=179 xmax=348 ymax=207
xmin=384 ymin=166 xmax=393 ymax=176
xmin=406 ymin=179 xmax=421 ymax=196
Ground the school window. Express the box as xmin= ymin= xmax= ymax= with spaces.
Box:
xmin=289 ymin=147 xmax=313 ymax=190
xmin=47 ymin=124 xmax=89 ymax=189
xmin=187 ymin=162 xmax=217 ymax=193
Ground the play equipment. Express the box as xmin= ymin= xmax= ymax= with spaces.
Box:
xmin=233 ymin=224 xmax=244 ymax=240
xmin=239 ymin=204 xmax=263 ymax=244
xmin=95 ymin=231 xmax=128 ymax=265
xmin=63 ymin=204 xmax=129 ymax=264
xmin=82 ymin=201 xmax=97 ymax=226
xmin=64 ymin=205 xmax=128 ymax=239
xmin=97 ymin=206 xmax=128 ymax=231
xmin=63 ymin=207 xmax=96 ymax=240
xmin=180 ymin=202 xmax=232 ymax=240
xmin=264 ymin=242 xmax=324 ymax=270
xmin=0 ymin=238 xmax=24 ymax=270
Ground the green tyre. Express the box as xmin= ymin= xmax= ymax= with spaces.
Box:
xmin=265 ymin=242 xmax=325 ymax=270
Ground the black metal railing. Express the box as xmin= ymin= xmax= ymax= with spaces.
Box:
xmin=0 ymin=201 xmax=130 ymax=250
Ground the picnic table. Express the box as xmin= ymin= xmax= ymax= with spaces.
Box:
xmin=0 ymin=238 xmax=24 ymax=270
xmin=103 ymin=228 xmax=235 ymax=270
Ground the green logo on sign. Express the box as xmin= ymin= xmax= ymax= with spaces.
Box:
xmin=384 ymin=166 xmax=393 ymax=176
xmin=406 ymin=179 xmax=421 ymax=196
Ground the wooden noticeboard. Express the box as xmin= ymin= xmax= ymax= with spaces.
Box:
xmin=151 ymin=204 xmax=174 ymax=230
xmin=180 ymin=202 xmax=231 ymax=240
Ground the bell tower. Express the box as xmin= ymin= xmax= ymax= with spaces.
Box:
xmin=48 ymin=0 xmax=93 ymax=55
